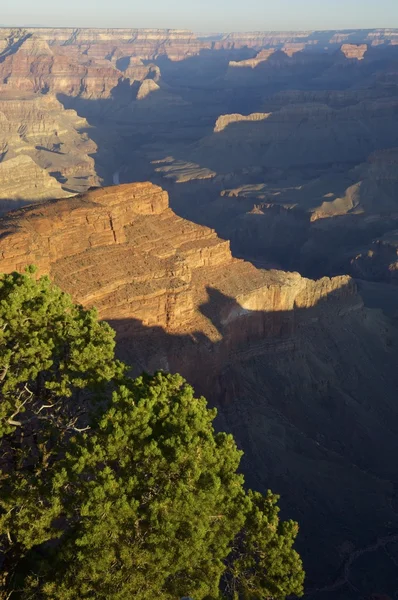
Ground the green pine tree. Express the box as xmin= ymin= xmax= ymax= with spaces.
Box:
xmin=0 ymin=270 xmax=305 ymax=600
xmin=0 ymin=268 xmax=124 ymax=592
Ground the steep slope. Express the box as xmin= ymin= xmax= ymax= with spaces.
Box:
xmin=0 ymin=93 xmax=98 ymax=201
xmin=1 ymin=182 xmax=398 ymax=598
xmin=0 ymin=155 xmax=70 ymax=211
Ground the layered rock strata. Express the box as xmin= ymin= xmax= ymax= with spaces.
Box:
xmin=0 ymin=155 xmax=70 ymax=202
xmin=0 ymin=93 xmax=99 ymax=200
xmin=0 ymin=35 xmax=123 ymax=97
xmin=1 ymin=28 xmax=398 ymax=66
xmin=0 ymin=182 xmax=355 ymax=339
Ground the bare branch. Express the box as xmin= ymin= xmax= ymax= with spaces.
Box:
xmin=36 ymin=404 xmax=55 ymax=414
xmin=6 ymin=419 xmax=22 ymax=427
xmin=67 ymin=425 xmax=91 ymax=433
xmin=7 ymin=392 xmax=31 ymax=427
xmin=0 ymin=364 xmax=9 ymax=381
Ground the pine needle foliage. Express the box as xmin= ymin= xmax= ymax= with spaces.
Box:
xmin=0 ymin=270 xmax=305 ymax=600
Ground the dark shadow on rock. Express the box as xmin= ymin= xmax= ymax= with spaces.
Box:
xmin=0 ymin=32 xmax=32 ymax=63
xmin=115 ymin=56 xmax=130 ymax=72
xmin=154 ymin=47 xmax=256 ymax=87
xmin=0 ymin=198 xmax=42 ymax=216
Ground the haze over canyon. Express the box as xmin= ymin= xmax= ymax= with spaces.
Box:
xmin=2 ymin=24 xmax=398 ymax=599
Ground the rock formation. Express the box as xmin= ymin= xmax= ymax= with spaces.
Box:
xmin=185 ymin=99 xmax=398 ymax=177
xmin=136 ymin=78 xmax=160 ymax=100
xmin=0 ymin=34 xmax=123 ymax=97
xmin=217 ymin=29 xmax=398 ymax=49
xmin=0 ymin=28 xmax=208 ymax=63
xmin=214 ymin=112 xmax=271 ymax=133
xmin=0 ymin=155 xmax=70 ymax=205
xmin=0 ymin=182 xmax=351 ymax=330
xmin=153 ymin=157 xmax=216 ymax=183
xmin=0 ymin=93 xmax=99 ymax=202
xmin=1 ymin=28 xmax=397 ymax=68
xmin=350 ymin=231 xmax=398 ymax=284
xmin=228 ymin=49 xmax=276 ymax=69
xmin=281 ymin=43 xmax=307 ymax=57
xmin=124 ymin=60 xmax=160 ymax=83
xmin=341 ymin=43 xmax=368 ymax=60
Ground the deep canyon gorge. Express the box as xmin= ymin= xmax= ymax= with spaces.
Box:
xmin=2 ymin=25 xmax=398 ymax=598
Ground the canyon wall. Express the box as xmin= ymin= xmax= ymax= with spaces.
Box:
xmin=0 ymin=31 xmax=164 ymax=201
xmin=214 ymin=112 xmax=271 ymax=133
xmin=0 ymin=93 xmax=98 ymax=200
xmin=1 ymin=27 xmax=398 ymax=66
xmin=0 ymin=182 xmax=356 ymax=337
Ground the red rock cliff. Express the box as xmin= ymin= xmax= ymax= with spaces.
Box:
xmin=0 ymin=183 xmax=359 ymax=355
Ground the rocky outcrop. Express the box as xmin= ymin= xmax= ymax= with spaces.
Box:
xmin=228 ymin=49 xmax=276 ymax=69
xmin=0 ymin=183 xmax=168 ymax=273
xmin=351 ymin=233 xmax=398 ymax=283
xmin=124 ymin=61 xmax=160 ymax=83
xmin=214 ymin=112 xmax=271 ymax=133
xmin=136 ymin=78 xmax=160 ymax=100
xmin=0 ymin=182 xmax=358 ymax=338
xmin=0 ymin=34 xmax=123 ymax=97
xmin=153 ymin=157 xmax=216 ymax=182
xmin=281 ymin=43 xmax=306 ymax=57
xmin=341 ymin=43 xmax=368 ymax=60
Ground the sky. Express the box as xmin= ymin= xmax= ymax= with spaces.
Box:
xmin=2 ymin=0 xmax=398 ymax=32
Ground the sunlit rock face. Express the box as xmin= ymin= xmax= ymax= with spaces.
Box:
xmin=0 ymin=93 xmax=99 ymax=203
xmin=341 ymin=43 xmax=368 ymax=60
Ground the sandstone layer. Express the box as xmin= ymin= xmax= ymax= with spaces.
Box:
xmin=0 ymin=29 xmax=191 ymax=201
xmin=0 ymin=182 xmax=354 ymax=335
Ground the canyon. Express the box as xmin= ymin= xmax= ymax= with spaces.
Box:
xmin=1 ymin=25 xmax=398 ymax=599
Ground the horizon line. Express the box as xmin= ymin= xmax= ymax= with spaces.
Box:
xmin=1 ymin=25 xmax=398 ymax=34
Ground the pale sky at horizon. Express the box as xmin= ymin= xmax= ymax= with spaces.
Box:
xmin=2 ymin=0 xmax=398 ymax=32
